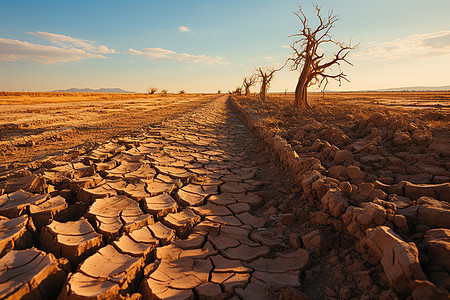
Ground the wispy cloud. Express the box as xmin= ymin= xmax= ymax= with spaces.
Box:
xmin=0 ymin=38 xmax=106 ymax=63
xmin=0 ymin=31 xmax=115 ymax=63
xmin=30 ymin=31 xmax=115 ymax=54
xmin=354 ymin=30 xmax=450 ymax=60
xmin=178 ymin=26 xmax=191 ymax=32
xmin=128 ymin=47 xmax=229 ymax=65
xmin=264 ymin=56 xmax=273 ymax=60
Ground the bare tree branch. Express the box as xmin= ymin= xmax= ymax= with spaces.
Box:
xmin=242 ymin=75 xmax=257 ymax=96
xmin=255 ymin=66 xmax=280 ymax=101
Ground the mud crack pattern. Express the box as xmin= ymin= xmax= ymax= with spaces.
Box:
xmin=0 ymin=96 xmax=309 ymax=300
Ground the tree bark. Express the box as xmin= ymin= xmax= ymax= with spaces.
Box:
xmin=294 ymin=56 xmax=311 ymax=109
xmin=260 ymin=81 xmax=267 ymax=101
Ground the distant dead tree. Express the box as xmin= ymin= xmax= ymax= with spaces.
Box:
xmin=179 ymin=90 xmax=185 ymax=94
xmin=147 ymin=87 xmax=158 ymax=94
xmin=233 ymin=86 xmax=242 ymax=96
xmin=217 ymin=90 xmax=221 ymax=94
xmin=242 ymin=75 xmax=257 ymax=96
xmin=161 ymin=89 xmax=168 ymax=94
xmin=256 ymin=66 xmax=281 ymax=101
xmin=289 ymin=5 xmax=357 ymax=109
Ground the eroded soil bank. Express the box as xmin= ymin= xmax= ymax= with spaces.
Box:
xmin=232 ymin=93 xmax=450 ymax=299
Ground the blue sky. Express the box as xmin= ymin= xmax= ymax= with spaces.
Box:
xmin=1 ymin=0 xmax=449 ymax=92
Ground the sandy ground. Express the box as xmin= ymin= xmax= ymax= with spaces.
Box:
xmin=0 ymin=94 xmax=217 ymax=166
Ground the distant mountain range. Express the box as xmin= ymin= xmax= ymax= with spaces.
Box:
xmin=323 ymin=85 xmax=450 ymax=93
xmin=375 ymin=85 xmax=450 ymax=92
xmin=50 ymin=88 xmax=136 ymax=93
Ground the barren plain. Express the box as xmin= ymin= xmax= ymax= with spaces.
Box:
xmin=0 ymin=93 xmax=216 ymax=166
xmin=0 ymin=92 xmax=449 ymax=300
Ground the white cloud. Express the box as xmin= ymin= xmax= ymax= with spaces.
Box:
xmin=0 ymin=38 xmax=105 ymax=63
xmin=29 ymin=31 xmax=116 ymax=54
xmin=178 ymin=26 xmax=191 ymax=32
xmin=354 ymin=30 xmax=450 ymax=61
xmin=282 ymin=45 xmax=290 ymax=49
xmin=0 ymin=31 xmax=115 ymax=63
xmin=264 ymin=56 xmax=273 ymax=60
xmin=128 ymin=47 xmax=229 ymax=65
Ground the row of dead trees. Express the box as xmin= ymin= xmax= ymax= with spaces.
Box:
xmin=147 ymin=88 xmax=187 ymax=94
xmin=235 ymin=66 xmax=282 ymax=101
xmin=235 ymin=5 xmax=357 ymax=109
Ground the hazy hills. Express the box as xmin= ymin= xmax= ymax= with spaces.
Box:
xmin=50 ymin=88 xmax=136 ymax=93
xmin=376 ymin=85 xmax=450 ymax=92
xmin=323 ymin=85 xmax=450 ymax=93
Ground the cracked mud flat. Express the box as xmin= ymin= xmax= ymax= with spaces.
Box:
xmin=0 ymin=94 xmax=448 ymax=299
xmin=0 ymin=94 xmax=216 ymax=165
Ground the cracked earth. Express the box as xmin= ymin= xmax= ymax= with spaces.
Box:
xmin=0 ymin=95 xmax=317 ymax=299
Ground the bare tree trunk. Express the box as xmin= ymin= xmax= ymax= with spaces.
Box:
xmin=260 ymin=81 xmax=267 ymax=101
xmin=294 ymin=77 xmax=308 ymax=108
xmin=294 ymin=56 xmax=311 ymax=109
xmin=303 ymin=85 xmax=310 ymax=108
xmin=294 ymin=79 xmax=302 ymax=107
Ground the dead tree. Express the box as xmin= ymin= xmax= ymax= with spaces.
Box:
xmin=147 ymin=87 xmax=158 ymax=94
xmin=289 ymin=5 xmax=356 ymax=109
xmin=256 ymin=67 xmax=277 ymax=101
xmin=242 ymin=76 xmax=256 ymax=96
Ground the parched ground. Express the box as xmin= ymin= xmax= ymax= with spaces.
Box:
xmin=236 ymin=92 xmax=450 ymax=185
xmin=0 ymin=92 xmax=449 ymax=299
xmin=233 ymin=92 xmax=450 ymax=299
xmin=0 ymin=93 xmax=217 ymax=166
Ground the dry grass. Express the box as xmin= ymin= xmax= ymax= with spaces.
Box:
xmin=0 ymin=92 xmax=212 ymax=105
xmin=238 ymin=91 xmax=450 ymax=135
xmin=268 ymin=91 xmax=450 ymax=108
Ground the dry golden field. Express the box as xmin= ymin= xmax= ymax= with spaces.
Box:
xmin=0 ymin=92 xmax=217 ymax=165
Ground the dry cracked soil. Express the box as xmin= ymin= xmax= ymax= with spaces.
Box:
xmin=0 ymin=93 xmax=449 ymax=300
